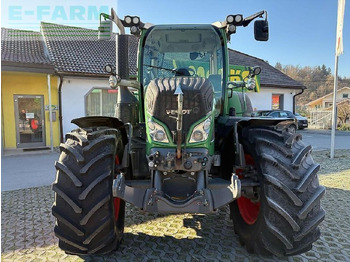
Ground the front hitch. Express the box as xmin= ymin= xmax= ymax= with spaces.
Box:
xmin=112 ymin=173 xmax=241 ymax=213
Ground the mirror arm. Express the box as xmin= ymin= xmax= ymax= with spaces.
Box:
xmin=242 ymin=10 xmax=266 ymax=27
xmin=110 ymin=8 xmax=125 ymax=35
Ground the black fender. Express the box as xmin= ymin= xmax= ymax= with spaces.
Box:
xmin=71 ymin=116 xmax=128 ymax=145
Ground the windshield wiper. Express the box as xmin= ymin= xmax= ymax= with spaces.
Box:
xmin=144 ymin=64 xmax=177 ymax=73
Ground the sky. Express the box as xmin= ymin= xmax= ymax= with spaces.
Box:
xmin=1 ymin=0 xmax=349 ymax=78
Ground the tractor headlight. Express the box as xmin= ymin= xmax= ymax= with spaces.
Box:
xmin=132 ymin=16 xmax=140 ymax=25
xmin=192 ymin=130 xmax=204 ymax=141
xmin=189 ymin=117 xmax=212 ymax=143
xmin=226 ymin=15 xmax=235 ymax=24
xmin=124 ymin=16 xmax=132 ymax=25
xmin=154 ymin=130 xmax=166 ymax=141
xmin=148 ymin=119 xmax=169 ymax=143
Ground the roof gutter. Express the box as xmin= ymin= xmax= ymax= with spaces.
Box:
xmin=260 ymin=83 xmax=305 ymax=89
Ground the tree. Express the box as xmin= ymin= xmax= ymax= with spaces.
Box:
xmin=275 ymin=62 xmax=282 ymax=71
xmin=273 ymin=63 xmax=349 ymax=108
xmin=337 ymin=100 xmax=350 ymax=126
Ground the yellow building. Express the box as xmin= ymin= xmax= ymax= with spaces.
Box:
xmin=1 ymin=28 xmax=60 ymax=151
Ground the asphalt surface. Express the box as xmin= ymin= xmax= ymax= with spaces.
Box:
xmin=298 ymin=129 xmax=350 ymax=151
xmin=1 ymin=151 xmax=59 ymax=191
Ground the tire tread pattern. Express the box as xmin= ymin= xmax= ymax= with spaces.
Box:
xmin=231 ymin=128 xmax=325 ymax=257
xmin=52 ymin=127 xmax=124 ymax=255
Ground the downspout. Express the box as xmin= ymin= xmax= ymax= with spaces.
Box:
xmin=293 ymin=87 xmax=305 ymax=114
xmin=47 ymin=74 xmax=54 ymax=151
xmin=58 ymin=75 xmax=64 ymax=143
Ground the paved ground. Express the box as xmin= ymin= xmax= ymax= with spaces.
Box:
xmin=1 ymin=131 xmax=349 ymax=261
xmin=298 ymin=129 xmax=350 ymax=151
xmin=1 ymin=152 xmax=59 ymax=191
xmin=1 ymin=149 xmax=350 ymax=261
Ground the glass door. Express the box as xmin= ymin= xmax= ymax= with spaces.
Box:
xmin=14 ymin=95 xmax=45 ymax=148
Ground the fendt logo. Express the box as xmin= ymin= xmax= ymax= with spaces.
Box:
xmin=166 ymin=109 xmax=192 ymax=115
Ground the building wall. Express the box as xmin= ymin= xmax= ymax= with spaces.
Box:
xmin=247 ymin=87 xmax=297 ymax=112
xmin=1 ymin=71 xmax=60 ymax=149
xmin=307 ymin=87 xmax=350 ymax=109
xmin=322 ymin=88 xmax=350 ymax=108
xmin=61 ymin=77 xmax=110 ymax=135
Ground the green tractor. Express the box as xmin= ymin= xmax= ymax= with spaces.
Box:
xmin=52 ymin=8 xmax=325 ymax=257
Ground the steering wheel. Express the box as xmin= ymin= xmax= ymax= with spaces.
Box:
xmin=175 ymin=67 xmax=196 ymax=76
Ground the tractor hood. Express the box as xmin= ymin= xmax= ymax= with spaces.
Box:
xmin=145 ymin=77 xmax=213 ymax=141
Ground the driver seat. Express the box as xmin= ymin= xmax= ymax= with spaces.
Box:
xmin=208 ymin=74 xmax=222 ymax=92
xmin=175 ymin=68 xmax=191 ymax=76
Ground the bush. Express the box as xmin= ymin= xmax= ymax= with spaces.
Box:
xmin=338 ymin=123 xmax=350 ymax=131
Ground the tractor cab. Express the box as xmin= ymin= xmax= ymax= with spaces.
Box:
xmin=140 ymin=24 xmax=226 ymax=117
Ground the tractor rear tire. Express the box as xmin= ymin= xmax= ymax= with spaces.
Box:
xmin=230 ymin=127 xmax=325 ymax=257
xmin=52 ymin=127 xmax=125 ymax=255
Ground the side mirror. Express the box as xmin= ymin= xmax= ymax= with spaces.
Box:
xmin=254 ymin=20 xmax=269 ymax=41
xmin=98 ymin=20 xmax=113 ymax=40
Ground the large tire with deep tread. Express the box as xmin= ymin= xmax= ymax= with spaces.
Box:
xmin=230 ymin=127 xmax=325 ymax=257
xmin=52 ymin=127 xmax=125 ymax=255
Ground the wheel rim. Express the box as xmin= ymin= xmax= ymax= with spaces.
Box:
xmin=237 ymin=197 xmax=260 ymax=225
xmin=237 ymin=154 xmax=261 ymax=225
xmin=114 ymin=198 xmax=121 ymax=221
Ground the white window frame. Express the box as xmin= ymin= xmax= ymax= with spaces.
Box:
xmin=84 ymin=87 xmax=118 ymax=117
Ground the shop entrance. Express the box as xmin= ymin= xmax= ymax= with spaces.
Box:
xmin=14 ymin=95 xmax=45 ymax=148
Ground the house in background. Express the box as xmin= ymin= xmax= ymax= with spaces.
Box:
xmin=306 ymin=87 xmax=350 ymax=128
xmin=1 ymin=28 xmax=59 ymax=152
xmin=40 ymin=22 xmax=138 ymax=139
xmin=2 ymin=23 xmax=305 ymax=149
xmin=229 ymin=50 xmax=306 ymax=113
xmin=306 ymin=87 xmax=350 ymax=110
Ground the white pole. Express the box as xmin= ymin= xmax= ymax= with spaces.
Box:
xmin=47 ymin=74 xmax=54 ymax=152
xmin=331 ymin=0 xmax=346 ymax=158
xmin=330 ymin=56 xmax=338 ymax=159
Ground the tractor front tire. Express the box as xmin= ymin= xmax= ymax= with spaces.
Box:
xmin=231 ymin=127 xmax=325 ymax=257
xmin=52 ymin=127 xmax=125 ymax=255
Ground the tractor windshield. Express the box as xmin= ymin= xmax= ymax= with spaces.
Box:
xmin=141 ymin=24 xmax=225 ymax=114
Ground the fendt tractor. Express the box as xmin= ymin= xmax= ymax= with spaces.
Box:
xmin=52 ymin=8 xmax=325 ymax=257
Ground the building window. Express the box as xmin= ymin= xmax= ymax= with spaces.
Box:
xmin=272 ymin=94 xmax=284 ymax=110
xmin=343 ymin=93 xmax=349 ymax=98
xmin=325 ymin=102 xmax=332 ymax=108
xmin=85 ymin=88 xmax=118 ymax=117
